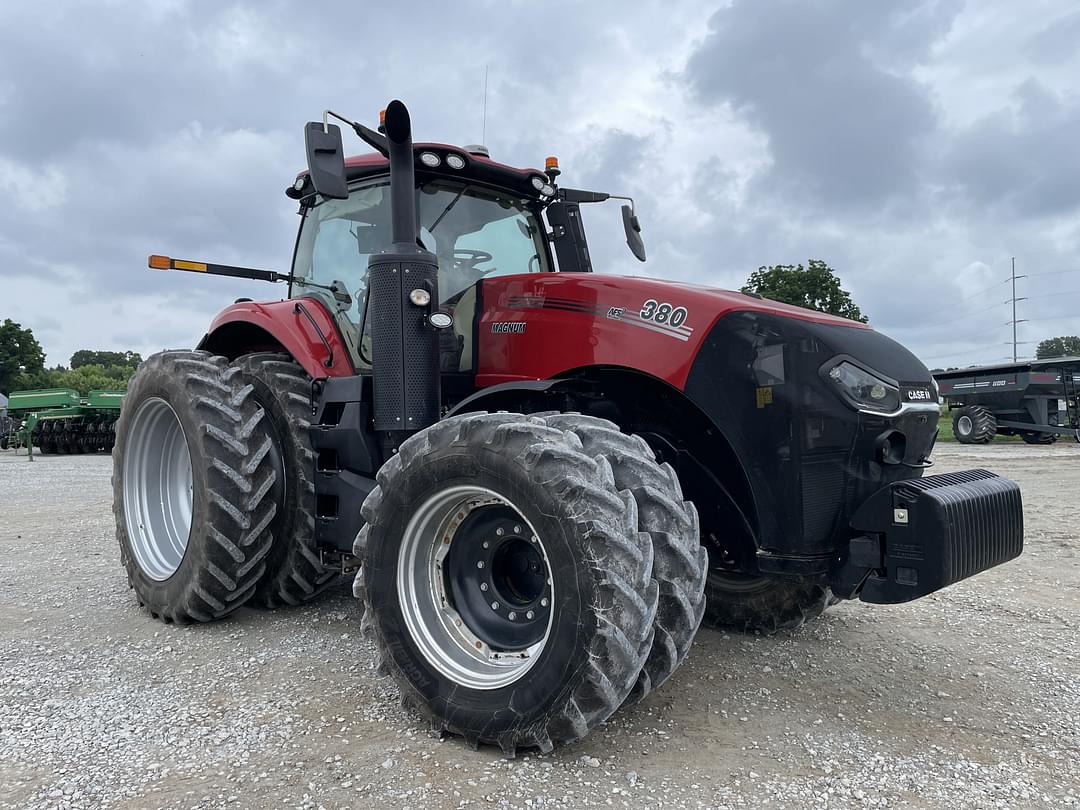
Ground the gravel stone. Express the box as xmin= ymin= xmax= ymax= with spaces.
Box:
xmin=1 ymin=443 xmax=1078 ymax=808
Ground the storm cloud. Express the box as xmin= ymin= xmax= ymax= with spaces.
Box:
xmin=1 ymin=0 xmax=1078 ymax=372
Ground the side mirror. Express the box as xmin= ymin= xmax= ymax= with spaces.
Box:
xmin=621 ymin=204 xmax=646 ymax=262
xmin=304 ymin=122 xmax=349 ymax=200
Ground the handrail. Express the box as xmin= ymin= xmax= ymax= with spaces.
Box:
xmin=293 ymin=301 xmax=334 ymax=369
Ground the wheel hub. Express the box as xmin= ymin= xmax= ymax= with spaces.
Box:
xmin=957 ymin=415 xmax=973 ymax=435
xmin=397 ymin=486 xmax=555 ymax=690
xmin=445 ymin=506 xmax=551 ymax=650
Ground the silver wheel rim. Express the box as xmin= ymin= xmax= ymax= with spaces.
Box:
xmin=397 ymin=485 xmax=553 ymax=690
xmin=957 ymin=415 xmax=973 ymax=435
xmin=122 ymin=398 xmax=193 ymax=581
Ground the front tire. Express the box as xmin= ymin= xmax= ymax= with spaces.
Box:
xmin=112 ymin=350 xmax=280 ymax=623
xmin=356 ymin=412 xmax=659 ymax=755
xmin=539 ymin=413 xmax=707 ymax=704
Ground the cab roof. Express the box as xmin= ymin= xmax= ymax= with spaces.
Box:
xmin=291 ymin=143 xmax=549 ymax=203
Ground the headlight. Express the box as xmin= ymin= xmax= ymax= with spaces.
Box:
xmin=826 ymin=361 xmax=900 ymax=413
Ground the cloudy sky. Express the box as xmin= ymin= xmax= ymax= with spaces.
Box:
xmin=2 ymin=0 xmax=1079 ymax=372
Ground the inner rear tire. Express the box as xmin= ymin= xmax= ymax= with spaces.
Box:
xmin=952 ymin=406 xmax=996 ymax=444
xmin=702 ymin=571 xmax=831 ymax=635
xmin=231 ymin=353 xmax=337 ymax=608
xmin=112 ymin=350 xmax=280 ymax=623
xmin=356 ymin=412 xmax=659 ymax=755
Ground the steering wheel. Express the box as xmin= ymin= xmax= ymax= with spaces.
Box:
xmin=451 ymin=249 xmax=493 ymax=271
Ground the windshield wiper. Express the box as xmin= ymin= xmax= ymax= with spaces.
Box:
xmin=427 ymin=186 xmax=469 ymax=234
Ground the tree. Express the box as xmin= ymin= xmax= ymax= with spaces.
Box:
xmin=1035 ymin=335 xmax=1080 ymax=359
xmin=0 ymin=319 xmax=46 ymax=395
xmin=741 ymin=259 xmax=868 ymax=323
xmin=16 ymin=362 xmax=137 ymax=393
xmin=70 ymin=349 xmax=142 ymax=369
xmin=1 ymin=334 xmax=142 ymax=393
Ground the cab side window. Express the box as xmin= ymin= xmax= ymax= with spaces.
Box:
xmin=292 ymin=182 xmax=390 ymax=368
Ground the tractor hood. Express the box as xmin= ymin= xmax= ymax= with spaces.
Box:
xmin=472 ymin=273 xmax=921 ymax=392
xmin=628 ymin=276 xmax=871 ymax=332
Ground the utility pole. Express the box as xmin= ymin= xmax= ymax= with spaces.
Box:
xmin=1007 ymin=257 xmax=1028 ymax=362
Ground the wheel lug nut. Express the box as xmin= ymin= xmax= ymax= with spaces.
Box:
xmin=480 ymin=583 xmax=488 ymax=592
xmin=526 ymin=611 xmax=534 ymax=620
xmin=513 ymin=525 xmax=522 ymax=534
xmin=531 ymin=536 xmax=539 ymax=544
xmin=491 ymin=601 xmax=500 ymax=610
xmin=477 ymin=561 xmax=484 ymax=569
xmin=482 ymin=541 xmax=489 ymax=549
xmin=496 ymin=528 xmax=505 ymax=536
xmin=508 ymin=611 xmax=517 ymax=620
xmin=540 ymin=597 xmax=549 ymax=607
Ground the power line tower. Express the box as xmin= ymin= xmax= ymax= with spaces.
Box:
xmin=1007 ymin=256 xmax=1028 ymax=362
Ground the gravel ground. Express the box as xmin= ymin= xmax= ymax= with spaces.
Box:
xmin=0 ymin=443 xmax=1078 ymax=809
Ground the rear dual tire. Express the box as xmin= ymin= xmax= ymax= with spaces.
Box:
xmin=355 ymin=412 xmax=705 ymax=755
xmin=112 ymin=351 xmax=280 ymax=623
xmin=113 ymin=351 xmax=334 ymax=622
xmin=231 ymin=353 xmax=337 ymax=608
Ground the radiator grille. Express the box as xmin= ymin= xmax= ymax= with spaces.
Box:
xmin=801 ymin=460 xmax=844 ymax=544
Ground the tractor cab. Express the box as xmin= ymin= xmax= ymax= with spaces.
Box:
xmin=285 ymin=111 xmax=645 ymax=375
xmin=288 ymin=156 xmax=554 ymax=372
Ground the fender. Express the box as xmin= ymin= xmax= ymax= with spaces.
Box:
xmin=446 ymin=379 xmax=574 ymax=417
xmin=197 ymin=297 xmax=355 ymax=380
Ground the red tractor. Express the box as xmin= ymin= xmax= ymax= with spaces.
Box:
xmin=113 ymin=100 xmax=1024 ymax=755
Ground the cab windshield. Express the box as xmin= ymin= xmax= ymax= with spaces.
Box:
xmin=291 ymin=179 xmax=548 ymax=364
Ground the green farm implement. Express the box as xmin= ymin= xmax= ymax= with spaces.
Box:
xmin=5 ymin=388 xmax=124 ymax=454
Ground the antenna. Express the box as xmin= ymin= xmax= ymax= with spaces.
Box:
xmin=482 ymin=65 xmax=489 ymax=145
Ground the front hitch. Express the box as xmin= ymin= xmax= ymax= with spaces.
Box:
xmin=831 ymin=469 xmax=1023 ymax=604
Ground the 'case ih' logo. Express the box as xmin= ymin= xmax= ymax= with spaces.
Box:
xmin=491 ymin=322 xmax=526 ymax=334
xmin=905 ymin=388 xmax=933 ymax=401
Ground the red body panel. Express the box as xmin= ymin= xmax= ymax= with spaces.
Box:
xmin=475 ymin=274 xmax=867 ymax=390
xmin=205 ymin=299 xmax=354 ymax=379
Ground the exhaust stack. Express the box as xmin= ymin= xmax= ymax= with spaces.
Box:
xmin=367 ymin=100 xmax=442 ymax=445
xmin=384 ymin=101 xmax=420 ymax=250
